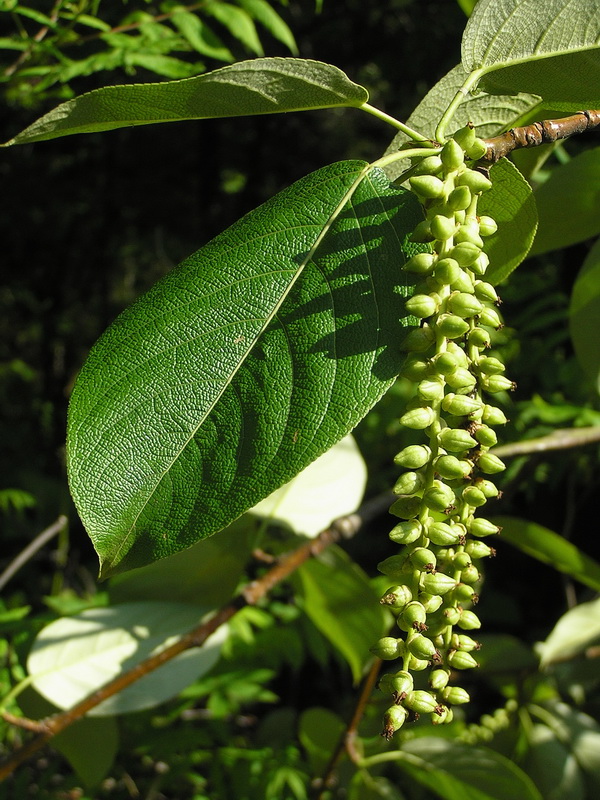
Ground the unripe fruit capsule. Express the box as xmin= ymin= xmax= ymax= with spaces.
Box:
xmin=423 ymin=484 xmax=456 ymax=513
xmin=421 ymin=571 xmax=456 ymax=595
xmin=448 ymin=292 xmax=484 ymax=318
xmin=394 ymin=444 xmax=432 ymax=469
xmin=443 ymin=605 xmax=462 ymax=625
xmin=477 ymin=452 xmax=506 ymax=474
xmin=453 ymin=124 xmax=477 ymax=152
xmin=419 ymin=592 xmax=443 ymax=612
xmin=408 ymin=655 xmax=430 ymax=671
xmin=452 ymin=551 xmax=472 ymax=570
xmin=436 ymin=313 xmax=470 ymax=339
xmin=427 ymin=520 xmax=463 ymax=545
xmin=452 ymin=582 xmax=476 ymax=602
xmin=482 ymin=404 xmax=508 ymax=425
xmin=457 ymin=634 xmax=480 ymax=652
xmin=399 ymin=406 xmax=436 ymax=430
xmin=478 ymin=356 xmax=505 ymax=375
xmin=389 ymin=519 xmax=423 ymax=544
xmin=455 ymin=222 xmax=484 ymax=249
xmin=482 ymin=375 xmax=516 ymax=393
xmin=409 ymin=175 xmax=446 ymax=199
xmin=442 ymin=393 xmax=482 ymax=416
xmin=447 ymin=185 xmax=472 ymax=212
xmin=450 ymin=241 xmax=481 ymax=267
xmin=418 ymin=378 xmax=445 ymax=402
xmin=390 ymin=495 xmax=422 ymax=519
xmin=462 ymin=485 xmax=487 ymax=507
xmin=413 ymin=155 xmax=444 ymax=175
xmin=410 ymin=220 xmax=435 ymax=243
xmin=448 ymin=649 xmax=479 ymax=669
xmin=468 ymin=327 xmax=491 ymax=349
xmin=431 ymin=351 xmax=460 ymax=376
xmin=430 ymin=214 xmax=458 ymax=241
xmin=400 ymin=355 xmax=431 ymax=382
xmin=382 ymin=705 xmax=408 ymax=738
xmin=441 ymin=138 xmax=465 ymax=172
xmin=475 ymin=478 xmax=499 ymax=498
xmin=458 ymin=609 xmax=481 ymax=630
xmin=470 ymin=252 xmax=489 ymax=276
xmin=402 ymin=601 xmax=428 ymax=629
xmin=404 ymin=689 xmax=439 ymax=714
xmin=393 ymin=470 xmax=426 ymax=495
xmin=410 ymin=547 xmax=437 ymax=570
xmin=479 ymin=306 xmax=502 ymax=329
xmin=403 ymin=251 xmax=436 ymax=275
xmin=451 ymin=269 xmax=475 ymax=293
xmin=442 ymin=686 xmax=471 ymax=705
xmin=378 ymin=554 xmax=409 ymax=579
xmin=474 ymin=281 xmax=499 ymax=303
xmin=468 ymin=517 xmax=500 ymax=537
xmin=461 ymin=564 xmax=481 ymax=584
xmin=438 ymin=428 xmax=478 ymax=452
xmin=405 ymin=293 xmax=439 ymax=318
xmin=429 ymin=668 xmax=451 ymax=691
xmin=390 ymin=670 xmax=414 ymax=695
xmin=380 ymin=585 xmax=412 ymax=609
xmin=408 ymin=633 xmax=437 ymax=661
xmin=434 ymin=257 xmax=461 ymax=285
xmin=456 ymin=169 xmax=492 ymax=194
xmin=446 ymin=341 xmax=469 ymax=367
xmin=478 ymin=215 xmax=498 ymax=237
xmin=445 ymin=367 xmax=477 ymax=391
xmin=431 ymin=705 xmax=453 ymax=725
xmin=465 ymin=540 xmax=494 ymax=558
xmin=400 ymin=325 xmax=436 ymax=353
xmin=370 ymin=636 xmax=404 ymax=660
xmin=465 ymin=138 xmax=488 ymax=160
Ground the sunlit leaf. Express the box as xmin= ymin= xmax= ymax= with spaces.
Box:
xmin=537 ymin=597 xmax=600 ymax=666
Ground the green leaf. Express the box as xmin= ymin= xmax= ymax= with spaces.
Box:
xmin=478 ymin=157 xmax=537 ymax=283
xmin=349 ymin=772 xmax=404 ymax=800
xmin=205 ymin=0 xmax=263 ymax=55
xmin=531 ymin=147 xmax=600 ymax=256
xmin=126 ymin=52 xmax=204 ymax=79
xmin=67 ymin=161 xmax=423 ymax=577
xmin=398 ymin=737 xmax=542 ymax=800
xmin=108 ymin=517 xmax=257 ymax=606
xmin=170 ymin=9 xmax=234 ymax=61
xmin=457 ymin=0 xmax=477 ymax=15
xmin=493 ymin=515 xmax=600 ymax=592
xmin=461 ymin=0 xmax=600 ymax=109
xmin=537 ymin=597 xmax=600 ymax=666
xmin=294 ymin=545 xmax=388 ymax=683
xmin=569 ymin=237 xmax=600 ymax=392
xmin=237 ymin=0 xmax=298 ymax=54
xmin=298 ymin=707 xmax=345 ymax=772
xmin=383 ymin=64 xmax=540 ymax=180
xmin=27 ymin=601 xmax=227 ymax=715
xmin=3 ymin=58 xmax=369 ymax=146
xmin=523 ymin=724 xmax=585 ymax=800
xmin=251 ymin=434 xmax=367 ymax=537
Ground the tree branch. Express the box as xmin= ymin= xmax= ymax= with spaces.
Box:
xmin=0 ymin=515 xmax=67 ymax=592
xmin=0 ymin=492 xmax=392 ymax=782
xmin=483 ymin=110 xmax=600 ymax=163
xmin=492 ymin=426 xmax=600 ymax=458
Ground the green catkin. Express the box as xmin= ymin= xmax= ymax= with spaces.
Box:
xmin=375 ymin=127 xmax=512 ymax=740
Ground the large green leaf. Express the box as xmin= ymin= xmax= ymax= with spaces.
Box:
xmin=67 ymin=161 xmax=424 ymax=577
xmin=493 ymin=516 xmax=600 ymax=592
xmin=27 ymin=601 xmax=227 ymax=715
xmin=398 ymin=737 xmax=542 ymax=800
xmin=569 ymin=238 xmax=600 ymax=392
xmin=531 ymin=147 xmax=600 ymax=256
xmin=2 ymin=58 xmax=368 ymax=145
xmin=478 ymin=158 xmax=537 ymax=283
xmin=523 ymin=724 xmax=585 ymax=800
xmin=294 ymin=545 xmax=389 ymax=683
xmin=462 ymin=0 xmax=600 ymax=109
xmin=384 ymin=64 xmax=541 ymax=180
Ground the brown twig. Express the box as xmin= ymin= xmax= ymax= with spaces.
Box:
xmin=0 ymin=492 xmax=392 ymax=782
xmin=0 ymin=515 xmax=68 ymax=591
xmin=2 ymin=0 xmax=62 ymax=78
xmin=492 ymin=426 xmax=600 ymax=459
xmin=483 ymin=110 xmax=600 ymax=163
xmin=314 ymin=657 xmax=383 ymax=798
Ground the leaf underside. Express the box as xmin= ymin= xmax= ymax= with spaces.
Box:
xmin=3 ymin=57 xmax=369 ymax=146
xmin=67 ymin=161 xmax=424 ymax=577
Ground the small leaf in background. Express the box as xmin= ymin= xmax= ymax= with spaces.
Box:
xmin=478 ymin=158 xmax=537 ymax=284
xmin=3 ymin=58 xmax=369 ymax=145
xmin=462 ymin=0 xmax=600 ymax=110
xmin=531 ymin=147 xmax=600 ymax=256
xmin=348 ymin=772 xmax=404 ymax=800
xmin=399 ymin=737 xmax=542 ymax=800
xmin=204 ymin=1 xmax=263 ymax=55
xmin=27 ymin=602 xmax=227 ymax=715
xmin=170 ymin=8 xmax=234 ymax=61
xmin=522 ymin=724 xmax=585 ymax=800
xmin=236 ymin=0 xmax=298 ymax=54
xmin=537 ymin=597 xmax=600 ymax=666
xmin=298 ymin=707 xmax=345 ymax=772
xmin=569 ymin=236 xmax=600 ymax=393
xmin=251 ymin=434 xmax=367 ymax=537
xmin=493 ymin=516 xmax=600 ymax=592
xmin=294 ymin=545 xmax=388 ymax=683
xmin=67 ymin=161 xmax=424 ymax=577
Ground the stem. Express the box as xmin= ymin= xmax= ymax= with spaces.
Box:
xmin=0 ymin=515 xmax=68 ymax=592
xmin=360 ymin=103 xmax=429 ymax=141
xmin=0 ymin=492 xmax=393 ymax=782
xmin=434 ymin=70 xmax=483 ymax=143
xmin=371 ymin=147 xmax=442 ymax=172
xmin=491 ymin=426 xmax=600 ymax=458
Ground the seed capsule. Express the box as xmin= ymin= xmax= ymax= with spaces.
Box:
xmin=461 ymin=564 xmax=481 ymax=584
xmin=474 ymin=281 xmax=499 ymax=303
xmin=413 ymin=155 xmax=444 ymax=175
xmin=400 ymin=326 xmax=436 ymax=353
xmin=465 ymin=540 xmax=495 ymax=559
xmin=402 ymin=601 xmax=428 ymax=629
xmin=447 ymin=185 xmax=472 ymax=212
xmin=380 ymin=585 xmax=413 ymax=609
xmin=421 ymin=571 xmax=456 ymax=595
xmin=410 ymin=220 xmax=435 ymax=243
xmin=468 ymin=327 xmax=491 ymax=349
xmin=477 ymin=452 xmax=506 ymax=474
xmin=409 ymin=175 xmax=446 ymax=199
xmin=450 ymin=241 xmax=481 ymax=267
xmin=408 ymin=633 xmax=437 ymax=661
xmin=411 ymin=547 xmax=437 ymax=571
xmin=436 ymin=313 xmax=470 ymax=339
xmin=429 ymin=668 xmax=451 ymax=690
xmin=468 ymin=517 xmax=500 ymax=537
xmin=457 ymin=634 xmax=480 ymax=651
xmin=478 ymin=216 xmax=498 ymax=237
xmin=390 ymin=495 xmax=422 ymax=519
xmin=430 ymin=214 xmax=458 ymax=241
xmin=403 ymin=251 xmax=437 ymax=274
xmin=452 ymin=124 xmax=477 ymax=152
xmin=478 ymin=356 xmax=505 ymax=375
xmin=378 ymin=554 xmax=409 ymax=579
xmin=482 ymin=404 xmax=508 ymax=425
xmin=456 ymin=169 xmax=492 ymax=194
xmin=475 ymin=478 xmax=499 ymax=498
xmin=382 ymin=705 xmax=409 ymax=739
xmin=427 ymin=520 xmax=463 ymax=545
xmin=465 ymin=138 xmax=488 ymax=160
xmin=457 ymin=610 xmax=481 ymax=630
xmin=452 ymin=551 xmax=472 ymax=570
xmin=434 ymin=455 xmax=469 ymax=481
xmin=419 ymin=592 xmax=443 ymax=612
xmin=448 ymin=649 xmax=479 ymax=669
xmin=448 ymin=292 xmax=484 ymax=318
xmin=443 ymin=605 xmax=462 ymax=625
xmin=404 ymin=689 xmax=439 ymax=714
xmin=371 ymin=636 xmax=404 ymax=660
xmin=479 ymin=306 xmax=502 ymax=329
xmin=434 ymin=257 xmax=461 ymax=285
xmin=406 ymin=293 xmax=439 ymax=318
xmin=393 ymin=470 xmax=426 ymax=495
xmin=390 ymin=670 xmax=415 ymax=695
xmin=438 ymin=428 xmax=477 ymax=452
xmin=442 ymin=686 xmax=471 ymax=705
xmin=389 ymin=519 xmax=423 ymax=543
xmin=394 ymin=444 xmax=432 ymax=469
xmin=400 ymin=355 xmax=431 ymax=382
xmin=445 ymin=367 xmax=476 ymax=391
xmin=399 ymin=406 xmax=436 ymax=430
xmin=451 ymin=269 xmax=475 ymax=293
xmin=423 ymin=484 xmax=456 ymax=513
xmin=442 ymin=393 xmax=482 ymax=416
xmin=440 ymin=138 xmax=465 ymax=172
xmin=418 ymin=377 xmax=445 ymax=402
xmin=482 ymin=375 xmax=516 ymax=393
xmin=431 ymin=351 xmax=460 ymax=376
xmin=461 ymin=485 xmax=487 ymax=507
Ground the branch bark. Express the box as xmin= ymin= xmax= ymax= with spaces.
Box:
xmin=483 ymin=110 xmax=600 ymax=163
xmin=0 ymin=492 xmax=392 ymax=782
